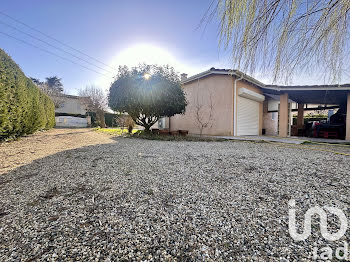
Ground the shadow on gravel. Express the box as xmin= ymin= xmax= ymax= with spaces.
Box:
xmin=1 ymin=134 xmax=122 ymax=177
xmin=0 ymin=136 xmax=349 ymax=261
xmin=51 ymin=131 xmax=92 ymax=137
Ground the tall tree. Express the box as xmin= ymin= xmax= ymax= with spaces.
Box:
xmin=45 ymin=76 xmax=64 ymax=93
xmin=31 ymin=77 xmax=64 ymax=108
xmin=79 ymin=85 xmax=107 ymax=128
xmin=205 ymin=0 xmax=350 ymax=83
xmin=108 ymin=64 xmax=187 ymax=132
xmin=30 ymin=78 xmax=42 ymax=86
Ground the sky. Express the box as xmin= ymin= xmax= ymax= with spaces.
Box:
xmin=1 ymin=0 xmax=349 ymax=95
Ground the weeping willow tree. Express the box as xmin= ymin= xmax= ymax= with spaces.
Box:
xmin=205 ymin=0 xmax=350 ymax=83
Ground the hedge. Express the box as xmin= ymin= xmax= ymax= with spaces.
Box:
xmin=292 ymin=115 xmax=328 ymax=125
xmin=104 ymin=112 xmax=116 ymax=127
xmin=0 ymin=49 xmax=55 ymax=140
xmin=86 ymin=112 xmax=130 ymax=127
xmin=55 ymin=112 xmax=86 ymax=118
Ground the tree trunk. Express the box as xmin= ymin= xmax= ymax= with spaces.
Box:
xmin=96 ymin=110 xmax=106 ymax=128
xmin=144 ymin=125 xmax=151 ymax=134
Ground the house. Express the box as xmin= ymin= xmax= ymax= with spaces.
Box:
xmin=54 ymin=94 xmax=91 ymax=127
xmin=159 ymin=68 xmax=350 ymax=140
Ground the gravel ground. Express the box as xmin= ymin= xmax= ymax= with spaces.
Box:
xmin=0 ymin=128 xmax=115 ymax=175
xmin=0 ymin=129 xmax=349 ymax=261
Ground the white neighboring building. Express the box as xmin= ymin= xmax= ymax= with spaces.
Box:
xmin=55 ymin=94 xmax=88 ymax=115
xmin=55 ymin=115 xmax=91 ymax=127
xmin=54 ymin=94 xmax=91 ymax=127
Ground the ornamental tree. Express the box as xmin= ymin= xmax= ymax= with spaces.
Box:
xmin=108 ymin=64 xmax=187 ymax=132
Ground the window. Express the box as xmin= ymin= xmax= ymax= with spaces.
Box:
xmin=271 ymin=112 xmax=276 ymax=120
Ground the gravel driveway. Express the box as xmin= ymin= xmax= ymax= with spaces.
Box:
xmin=0 ymin=128 xmax=115 ymax=175
xmin=0 ymin=129 xmax=349 ymax=261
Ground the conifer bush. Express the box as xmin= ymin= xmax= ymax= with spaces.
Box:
xmin=0 ymin=49 xmax=55 ymax=140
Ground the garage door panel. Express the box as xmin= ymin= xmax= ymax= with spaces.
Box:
xmin=237 ymin=96 xmax=259 ymax=136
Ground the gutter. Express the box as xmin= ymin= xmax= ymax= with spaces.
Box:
xmin=263 ymin=85 xmax=350 ymax=91
xmin=181 ymin=69 xmax=265 ymax=88
xmin=181 ymin=68 xmax=350 ymax=91
xmin=181 ymin=69 xmax=228 ymax=84
xmin=234 ymin=70 xmax=265 ymax=88
xmin=233 ymin=74 xmax=244 ymax=136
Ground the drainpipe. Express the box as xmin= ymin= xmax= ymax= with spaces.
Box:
xmin=233 ymin=74 xmax=244 ymax=136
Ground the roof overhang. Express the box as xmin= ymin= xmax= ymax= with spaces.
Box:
xmin=181 ymin=68 xmax=265 ymax=88
xmin=181 ymin=68 xmax=350 ymax=105
xmin=53 ymin=94 xmax=90 ymax=99
xmin=262 ymin=87 xmax=350 ymax=105
xmin=264 ymin=84 xmax=350 ymax=91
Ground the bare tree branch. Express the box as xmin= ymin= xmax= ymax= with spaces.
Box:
xmin=205 ymin=0 xmax=350 ymax=83
xmin=193 ymin=88 xmax=214 ymax=136
xmin=79 ymin=85 xmax=107 ymax=127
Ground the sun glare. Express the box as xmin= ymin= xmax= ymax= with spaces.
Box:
xmin=143 ymin=73 xmax=151 ymax=80
xmin=111 ymin=43 xmax=178 ymax=69
xmin=96 ymin=43 xmax=203 ymax=89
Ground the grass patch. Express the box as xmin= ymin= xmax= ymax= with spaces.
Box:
xmin=95 ymin=128 xmax=227 ymax=142
xmin=129 ymin=130 xmax=226 ymax=142
xmin=94 ymin=127 xmax=138 ymax=136
xmin=301 ymin=140 xmax=350 ymax=146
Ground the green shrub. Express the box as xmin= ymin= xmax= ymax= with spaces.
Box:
xmin=0 ymin=49 xmax=55 ymax=140
xmin=130 ymin=131 xmax=226 ymax=142
xmin=87 ymin=112 xmax=132 ymax=128
xmin=104 ymin=112 xmax=115 ymax=127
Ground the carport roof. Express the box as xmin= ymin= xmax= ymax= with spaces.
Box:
xmin=182 ymin=68 xmax=350 ymax=105
xmin=263 ymin=84 xmax=350 ymax=105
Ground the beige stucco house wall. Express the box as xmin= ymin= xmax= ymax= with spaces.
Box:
xmin=263 ymin=99 xmax=279 ymax=136
xmin=170 ymin=74 xmax=234 ymax=136
xmin=262 ymin=97 xmax=294 ymax=136
xmin=167 ymin=68 xmax=350 ymax=139
xmin=170 ymin=72 xmax=265 ymax=136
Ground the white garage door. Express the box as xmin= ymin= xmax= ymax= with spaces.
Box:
xmin=237 ymin=96 xmax=259 ymax=136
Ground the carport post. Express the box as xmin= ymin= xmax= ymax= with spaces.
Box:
xmin=279 ymin=93 xmax=289 ymax=137
xmin=346 ymin=93 xmax=350 ymax=141
xmin=297 ymin=104 xmax=304 ymax=129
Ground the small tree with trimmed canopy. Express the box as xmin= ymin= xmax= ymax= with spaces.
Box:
xmin=108 ymin=64 xmax=187 ymax=132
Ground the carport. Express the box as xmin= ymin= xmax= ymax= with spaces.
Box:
xmin=262 ymin=84 xmax=350 ymax=140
